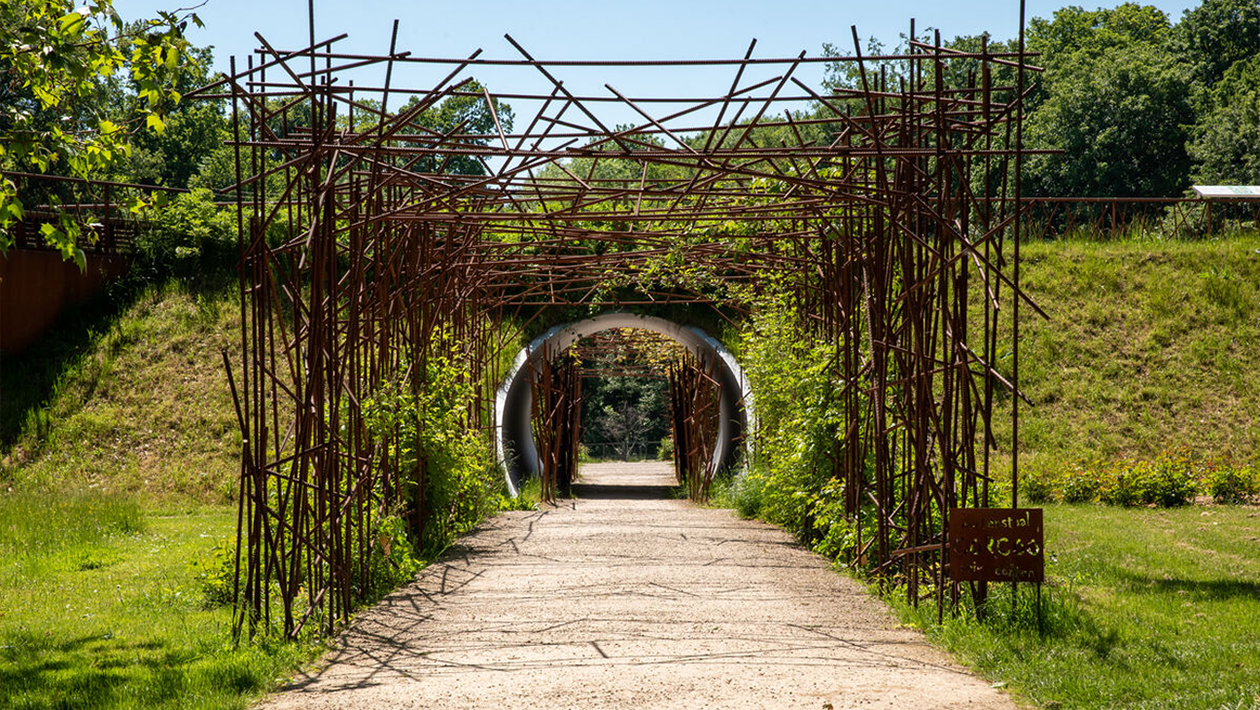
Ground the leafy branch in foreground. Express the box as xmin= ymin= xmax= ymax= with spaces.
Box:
xmin=0 ymin=0 xmax=203 ymax=264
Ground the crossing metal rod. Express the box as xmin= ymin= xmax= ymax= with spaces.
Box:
xmin=669 ymin=353 xmax=722 ymax=502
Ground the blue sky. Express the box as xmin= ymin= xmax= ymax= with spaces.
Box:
xmin=114 ymin=0 xmax=1202 ymax=132
xmin=116 ymin=0 xmax=1202 ymax=67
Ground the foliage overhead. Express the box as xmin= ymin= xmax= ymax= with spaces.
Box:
xmin=1188 ymin=54 xmax=1260 ymax=184
xmin=1166 ymin=0 xmax=1260 ymax=91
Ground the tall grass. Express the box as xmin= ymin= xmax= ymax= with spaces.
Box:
xmin=0 ymin=491 xmax=142 ymax=558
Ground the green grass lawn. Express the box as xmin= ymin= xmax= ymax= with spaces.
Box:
xmin=896 ymin=503 xmax=1260 ymax=710
xmin=0 ymin=493 xmax=317 ymax=710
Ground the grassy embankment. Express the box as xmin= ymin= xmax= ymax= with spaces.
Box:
xmin=1005 ymin=236 xmax=1260 ymax=475
xmin=0 ymin=279 xmax=317 ymax=710
xmin=2 ymin=278 xmax=241 ymax=502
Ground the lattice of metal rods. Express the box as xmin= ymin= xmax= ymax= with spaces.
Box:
xmin=197 ymin=6 xmax=1041 ymax=635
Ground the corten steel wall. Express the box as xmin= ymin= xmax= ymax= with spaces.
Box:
xmin=0 ymin=250 xmax=131 ymax=353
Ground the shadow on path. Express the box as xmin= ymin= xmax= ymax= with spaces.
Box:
xmin=570 ymin=482 xmax=676 ymax=500
xmin=259 ymin=461 xmax=1018 ymax=710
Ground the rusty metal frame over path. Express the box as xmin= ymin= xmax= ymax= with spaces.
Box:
xmin=195 ymin=5 xmax=1044 ymax=638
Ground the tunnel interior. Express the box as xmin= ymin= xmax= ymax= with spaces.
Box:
xmin=495 ymin=313 xmax=751 ymax=496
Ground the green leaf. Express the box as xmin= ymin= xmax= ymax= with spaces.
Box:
xmin=57 ymin=11 xmax=86 ymax=36
xmin=39 ymin=222 xmax=63 ymax=243
xmin=123 ymin=195 xmax=147 ymax=214
xmin=146 ymin=113 xmax=166 ymax=133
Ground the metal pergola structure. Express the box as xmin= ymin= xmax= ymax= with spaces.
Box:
xmin=192 ymin=8 xmax=1042 ymax=637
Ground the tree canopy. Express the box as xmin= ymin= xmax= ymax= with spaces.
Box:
xmin=6 ymin=0 xmax=1260 ymax=271
xmin=1019 ymin=1 xmax=1260 ymax=196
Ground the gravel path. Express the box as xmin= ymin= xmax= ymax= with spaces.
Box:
xmin=261 ymin=462 xmax=1018 ymax=710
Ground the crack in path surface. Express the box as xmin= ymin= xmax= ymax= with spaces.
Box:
xmin=261 ymin=462 xmax=1017 ymax=709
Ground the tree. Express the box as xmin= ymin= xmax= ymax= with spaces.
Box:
xmin=0 ymin=0 xmax=200 ymax=265
xmin=600 ymin=400 xmax=650 ymax=460
xmin=1027 ymin=3 xmax=1172 ymax=67
xmin=1188 ymin=54 xmax=1260 ymax=184
xmin=1024 ymin=40 xmax=1192 ymax=197
xmin=582 ymin=374 xmax=670 ymax=459
xmin=399 ymin=81 xmax=513 ymax=177
xmin=1166 ymin=0 xmax=1260 ymax=92
xmin=1021 ymin=5 xmax=1191 ymax=197
xmin=114 ymin=44 xmax=227 ymax=189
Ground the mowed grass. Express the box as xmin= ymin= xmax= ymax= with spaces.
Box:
xmin=895 ymin=504 xmax=1260 ymax=710
xmin=0 ymin=492 xmax=316 ymax=710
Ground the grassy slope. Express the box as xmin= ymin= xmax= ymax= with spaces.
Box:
xmin=1006 ymin=236 xmax=1260 ymax=476
xmin=4 ymin=237 xmax=1258 ymax=499
xmin=1 ymin=279 xmax=241 ymax=503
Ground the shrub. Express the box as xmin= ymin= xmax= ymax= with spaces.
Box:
xmin=656 ymin=436 xmax=674 ymax=462
xmin=188 ymin=536 xmax=237 ymax=608
xmin=362 ymin=336 xmax=503 ymax=557
xmin=1100 ymin=450 xmax=1200 ymax=507
xmin=714 ymin=469 xmax=768 ymax=520
xmin=733 ymin=279 xmax=843 ymax=541
xmin=1141 ymin=450 xmax=1200 ymax=507
xmin=362 ymin=515 xmax=424 ymax=599
xmin=1024 ymin=467 xmax=1060 ymax=504
xmin=808 ymin=478 xmax=867 ymax=567
xmin=1061 ymin=463 xmax=1104 ymax=503
xmin=1203 ymin=463 xmax=1259 ymax=504
xmin=1099 ymin=462 xmax=1145 ymax=506
xmin=135 ymin=188 xmax=235 ymax=275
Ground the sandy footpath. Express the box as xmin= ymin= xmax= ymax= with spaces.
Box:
xmin=260 ymin=462 xmax=1017 ymax=710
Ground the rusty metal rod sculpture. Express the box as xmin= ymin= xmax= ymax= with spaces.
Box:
xmin=206 ymin=5 xmax=1044 ymax=637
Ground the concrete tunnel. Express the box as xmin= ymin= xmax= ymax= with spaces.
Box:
xmin=495 ymin=313 xmax=753 ymax=496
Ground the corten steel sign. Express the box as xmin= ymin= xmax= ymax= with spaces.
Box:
xmin=949 ymin=508 xmax=1044 ymax=584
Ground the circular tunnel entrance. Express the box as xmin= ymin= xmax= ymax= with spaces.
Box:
xmin=495 ymin=313 xmax=751 ymax=496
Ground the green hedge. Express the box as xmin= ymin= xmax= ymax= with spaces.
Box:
xmin=1025 ymin=447 xmax=1258 ymax=507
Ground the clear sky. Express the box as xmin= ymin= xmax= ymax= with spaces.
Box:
xmin=113 ymin=0 xmax=1202 ymax=131
xmin=115 ymin=0 xmax=1202 ymax=66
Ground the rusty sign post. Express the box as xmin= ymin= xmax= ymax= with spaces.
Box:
xmin=948 ymin=508 xmax=1044 ymax=584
